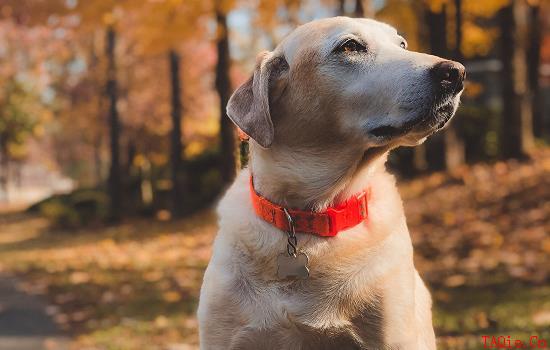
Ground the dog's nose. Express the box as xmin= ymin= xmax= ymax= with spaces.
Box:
xmin=430 ymin=61 xmax=466 ymax=93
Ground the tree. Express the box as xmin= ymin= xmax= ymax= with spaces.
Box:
xmin=0 ymin=18 xmax=53 ymax=202
xmin=423 ymin=0 xmax=465 ymax=171
xmin=127 ymin=0 xmax=210 ymax=215
xmin=336 ymin=0 xmax=373 ymax=17
xmin=215 ymin=1 xmax=236 ymax=184
xmin=424 ymin=2 xmax=448 ymax=171
xmin=0 ymin=79 xmax=39 ymax=202
xmin=527 ymin=1 xmax=543 ymax=138
xmin=353 ymin=0 xmax=374 ymax=18
xmin=444 ymin=0 xmax=465 ymax=171
xmin=338 ymin=0 xmax=345 ymax=15
xmin=498 ymin=0 xmax=534 ymax=159
xmin=89 ymin=33 xmax=106 ymax=186
xmin=106 ymin=25 xmax=122 ymax=219
xmin=169 ymin=49 xmax=184 ymax=217
xmin=50 ymin=0 xmax=132 ymax=216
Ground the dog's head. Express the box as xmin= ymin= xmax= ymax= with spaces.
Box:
xmin=227 ymin=16 xmax=465 ymax=152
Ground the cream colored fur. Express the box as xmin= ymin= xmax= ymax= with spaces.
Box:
xmin=198 ymin=16 xmax=464 ymax=350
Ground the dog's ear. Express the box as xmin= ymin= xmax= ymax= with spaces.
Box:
xmin=227 ymin=51 xmax=288 ymax=148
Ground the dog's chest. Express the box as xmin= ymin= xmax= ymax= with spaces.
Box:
xmin=232 ymin=277 xmax=387 ymax=349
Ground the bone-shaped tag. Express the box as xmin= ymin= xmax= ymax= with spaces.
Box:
xmin=277 ymin=252 xmax=310 ymax=280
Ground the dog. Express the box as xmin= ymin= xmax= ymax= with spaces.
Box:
xmin=198 ymin=16 xmax=465 ymax=350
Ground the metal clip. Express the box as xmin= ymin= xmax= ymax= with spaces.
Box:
xmin=283 ymin=208 xmax=298 ymax=257
xmin=278 ymin=208 xmax=309 ymax=280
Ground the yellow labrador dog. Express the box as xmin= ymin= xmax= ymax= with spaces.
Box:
xmin=198 ymin=17 xmax=464 ymax=350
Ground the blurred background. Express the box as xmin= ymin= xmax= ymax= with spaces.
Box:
xmin=0 ymin=0 xmax=548 ymax=349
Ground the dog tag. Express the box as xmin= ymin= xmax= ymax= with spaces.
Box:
xmin=277 ymin=252 xmax=310 ymax=280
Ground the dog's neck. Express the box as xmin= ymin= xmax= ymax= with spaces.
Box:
xmin=249 ymin=143 xmax=389 ymax=211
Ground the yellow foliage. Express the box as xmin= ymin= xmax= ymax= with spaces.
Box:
xmin=461 ymin=21 xmax=498 ymax=58
xmin=7 ymin=142 xmax=28 ymax=160
xmin=184 ymin=141 xmax=203 ymax=158
xmin=130 ymin=0 xmax=210 ymax=55
xmin=377 ymin=0 xmax=423 ymax=51
xmin=463 ymin=81 xmax=484 ymax=98
xmin=133 ymin=154 xmax=147 ymax=168
xmin=463 ymin=0 xmax=509 ymax=17
xmin=425 ymin=0 xmax=451 ymax=13
xmin=162 ymin=291 xmax=182 ymax=303
xmin=33 ymin=124 xmax=45 ymax=138
xmin=425 ymin=0 xmax=509 ymax=16
xmin=150 ymin=152 xmax=168 ymax=166
xmin=217 ymin=0 xmax=237 ymax=15
xmin=102 ymin=12 xmax=116 ymax=26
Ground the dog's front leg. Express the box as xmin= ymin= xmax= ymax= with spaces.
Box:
xmin=378 ymin=265 xmax=427 ymax=350
xmin=198 ymin=262 xmax=242 ymax=350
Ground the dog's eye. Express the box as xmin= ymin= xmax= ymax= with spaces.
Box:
xmin=338 ymin=39 xmax=366 ymax=53
xmin=400 ymin=41 xmax=407 ymax=49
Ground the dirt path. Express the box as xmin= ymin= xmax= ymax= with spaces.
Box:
xmin=0 ymin=275 xmax=70 ymax=350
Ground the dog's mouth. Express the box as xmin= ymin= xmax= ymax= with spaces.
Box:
xmin=369 ymin=116 xmax=425 ymax=139
xmin=368 ymin=97 xmax=458 ymax=140
xmin=370 ymin=125 xmax=411 ymax=138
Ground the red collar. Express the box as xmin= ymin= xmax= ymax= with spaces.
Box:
xmin=250 ymin=177 xmax=369 ymax=237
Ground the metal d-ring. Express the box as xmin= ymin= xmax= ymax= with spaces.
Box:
xmin=283 ymin=208 xmax=298 ymax=257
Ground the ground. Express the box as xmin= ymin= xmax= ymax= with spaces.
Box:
xmin=0 ymin=275 xmax=70 ymax=350
xmin=0 ymin=149 xmax=549 ymax=350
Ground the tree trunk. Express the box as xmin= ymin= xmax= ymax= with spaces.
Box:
xmin=528 ymin=3 xmax=543 ymax=138
xmin=353 ymin=0 xmax=373 ymax=18
xmin=215 ymin=6 xmax=236 ymax=184
xmin=338 ymin=0 xmax=345 ymax=16
xmin=453 ymin=0 xmax=463 ymax=62
xmin=91 ymin=32 xmax=104 ymax=187
xmin=424 ymin=4 xmax=448 ymax=171
xmin=499 ymin=0 xmax=534 ymax=159
xmin=106 ymin=26 xmax=122 ymax=219
xmin=126 ymin=141 xmax=136 ymax=175
xmin=169 ymin=49 xmax=184 ymax=217
xmin=444 ymin=0 xmax=465 ymax=171
xmin=0 ymin=138 xmax=9 ymax=203
xmin=93 ymin=134 xmax=102 ymax=186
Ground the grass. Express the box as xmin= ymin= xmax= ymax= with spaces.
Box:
xmin=434 ymin=284 xmax=550 ymax=349
xmin=0 ymin=211 xmax=216 ymax=349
